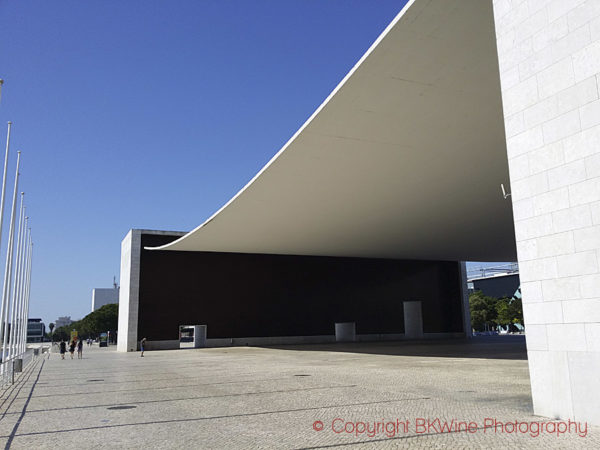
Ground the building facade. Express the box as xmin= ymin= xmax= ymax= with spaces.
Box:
xmin=118 ymin=230 xmax=470 ymax=352
xmin=117 ymin=0 xmax=600 ymax=426
xmin=469 ymin=273 xmax=521 ymax=299
xmin=27 ymin=318 xmax=45 ymax=343
xmin=493 ymin=0 xmax=600 ymax=426
xmin=54 ymin=316 xmax=72 ymax=329
xmin=91 ymin=286 xmax=119 ymax=312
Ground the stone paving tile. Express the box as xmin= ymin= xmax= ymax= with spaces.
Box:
xmin=0 ymin=336 xmax=598 ymax=449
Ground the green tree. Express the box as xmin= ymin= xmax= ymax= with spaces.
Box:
xmin=496 ymin=296 xmax=523 ymax=329
xmin=53 ymin=326 xmax=71 ymax=342
xmin=469 ymin=291 xmax=498 ymax=332
xmin=84 ymin=303 xmax=118 ymax=336
xmin=51 ymin=304 xmax=118 ymax=341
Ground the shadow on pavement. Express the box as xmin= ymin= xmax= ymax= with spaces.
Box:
xmin=261 ymin=335 xmax=527 ymax=360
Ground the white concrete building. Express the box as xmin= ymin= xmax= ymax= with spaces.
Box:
xmin=54 ymin=316 xmax=72 ymax=329
xmin=118 ymin=0 xmax=600 ymax=426
xmin=91 ymin=286 xmax=119 ymax=312
xmin=493 ymin=0 xmax=600 ymax=426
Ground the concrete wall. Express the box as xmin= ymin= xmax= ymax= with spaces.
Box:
xmin=116 ymin=230 xmax=140 ymax=353
xmin=471 ymin=273 xmax=520 ymax=298
xmin=138 ymin=232 xmax=465 ymax=342
xmin=117 ymin=230 xmax=186 ymax=352
xmin=91 ymin=288 xmax=119 ymax=312
xmin=117 ymin=230 xmax=468 ymax=351
xmin=493 ymin=0 xmax=600 ymax=425
xmin=458 ymin=262 xmax=472 ymax=338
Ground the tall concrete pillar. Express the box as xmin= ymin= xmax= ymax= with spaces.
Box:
xmin=493 ymin=0 xmax=600 ymax=424
xmin=117 ymin=230 xmax=141 ymax=353
xmin=459 ymin=262 xmax=473 ymax=338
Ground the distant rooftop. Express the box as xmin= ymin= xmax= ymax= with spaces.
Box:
xmin=467 ymin=263 xmax=519 ymax=281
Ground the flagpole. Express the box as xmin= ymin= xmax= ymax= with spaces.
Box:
xmin=0 ymin=122 xmax=12 ymax=363
xmin=18 ymin=230 xmax=28 ymax=355
xmin=21 ymin=238 xmax=32 ymax=354
xmin=0 ymin=152 xmax=20 ymax=366
xmin=14 ymin=214 xmax=27 ymax=358
xmin=0 ymin=122 xmax=12 ymax=245
xmin=17 ymin=221 xmax=28 ymax=356
xmin=8 ymin=196 xmax=24 ymax=361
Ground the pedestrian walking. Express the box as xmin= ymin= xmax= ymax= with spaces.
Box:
xmin=77 ymin=339 xmax=83 ymax=359
xmin=140 ymin=337 xmax=147 ymax=357
xmin=59 ymin=340 xmax=66 ymax=360
xmin=69 ymin=340 xmax=76 ymax=359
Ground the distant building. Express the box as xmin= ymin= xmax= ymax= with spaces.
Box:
xmin=54 ymin=316 xmax=72 ymax=329
xmin=468 ymin=273 xmax=520 ymax=299
xmin=91 ymin=278 xmax=119 ymax=312
xmin=27 ymin=318 xmax=45 ymax=342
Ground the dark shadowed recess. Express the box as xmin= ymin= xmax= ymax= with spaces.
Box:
xmin=138 ymin=233 xmax=465 ymax=341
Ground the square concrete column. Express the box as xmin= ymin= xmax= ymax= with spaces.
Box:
xmin=335 ymin=322 xmax=356 ymax=342
xmin=493 ymin=0 xmax=600 ymax=425
xmin=116 ymin=229 xmax=186 ymax=352
xmin=117 ymin=230 xmax=141 ymax=353
xmin=459 ymin=262 xmax=473 ymax=338
xmin=403 ymin=301 xmax=423 ymax=339
xmin=193 ymin=325 xmax=207 ymax=348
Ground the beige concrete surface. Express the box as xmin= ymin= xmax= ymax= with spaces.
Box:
xmin=0 ymin=336 xmax=597 ymax=449
xmin=155 ymin=0 xmax=516 ymax=263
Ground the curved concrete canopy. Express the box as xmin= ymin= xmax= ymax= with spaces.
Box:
xmin=154 ymin=0 xmax=516 ymax=261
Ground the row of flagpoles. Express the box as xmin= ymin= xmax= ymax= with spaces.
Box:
xmin=0 ymin=79 xmax=34 ymax=370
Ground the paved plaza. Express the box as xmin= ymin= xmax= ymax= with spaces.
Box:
xmin=0 ymin=336 xmax=597 ymax=449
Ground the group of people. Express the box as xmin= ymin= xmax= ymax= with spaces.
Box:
xmin=53 ymin=337 xmax=148 ymax=358
xmin=58 ymin=339 xmax=83 ymax=359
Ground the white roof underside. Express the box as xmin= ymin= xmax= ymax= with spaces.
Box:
xmin=154 ymin=0 xmax=516 ymax=261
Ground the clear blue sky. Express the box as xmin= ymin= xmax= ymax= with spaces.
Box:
xmin=0 ymin=0 xmax=505 ymax=327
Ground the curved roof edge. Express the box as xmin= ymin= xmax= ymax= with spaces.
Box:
xmin=148 ymin=0 xmax=417 ymax=252
xmin=147 ymin=0 xmax=516 ymax=262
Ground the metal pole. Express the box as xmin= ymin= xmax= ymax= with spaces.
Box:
xmin=0 ymin=123 xmax=10 ymax=371
xmin=19 ymin=229 xmax=30 ymax=355
xmin=15 ymin=216 xmax=27 ymax=358
xmin=0 ymin=122 xmax=11 ymax=240
xmin=0 ymin=79 xmax=4 ymax=104
xmin=18 ymin=234 xmax=29 ymax=355
xmin=8 ymin=196 xmax=24 ymax=361
xmin=14 ymin=206 xmax=26 ymax=358
xmin=17 ymin=223 xmax=28 ymax=356
xmin=21 ymin=239 xmax=32 ymax=354
xmin=0 ymin=152 xmax=20 ymax=366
